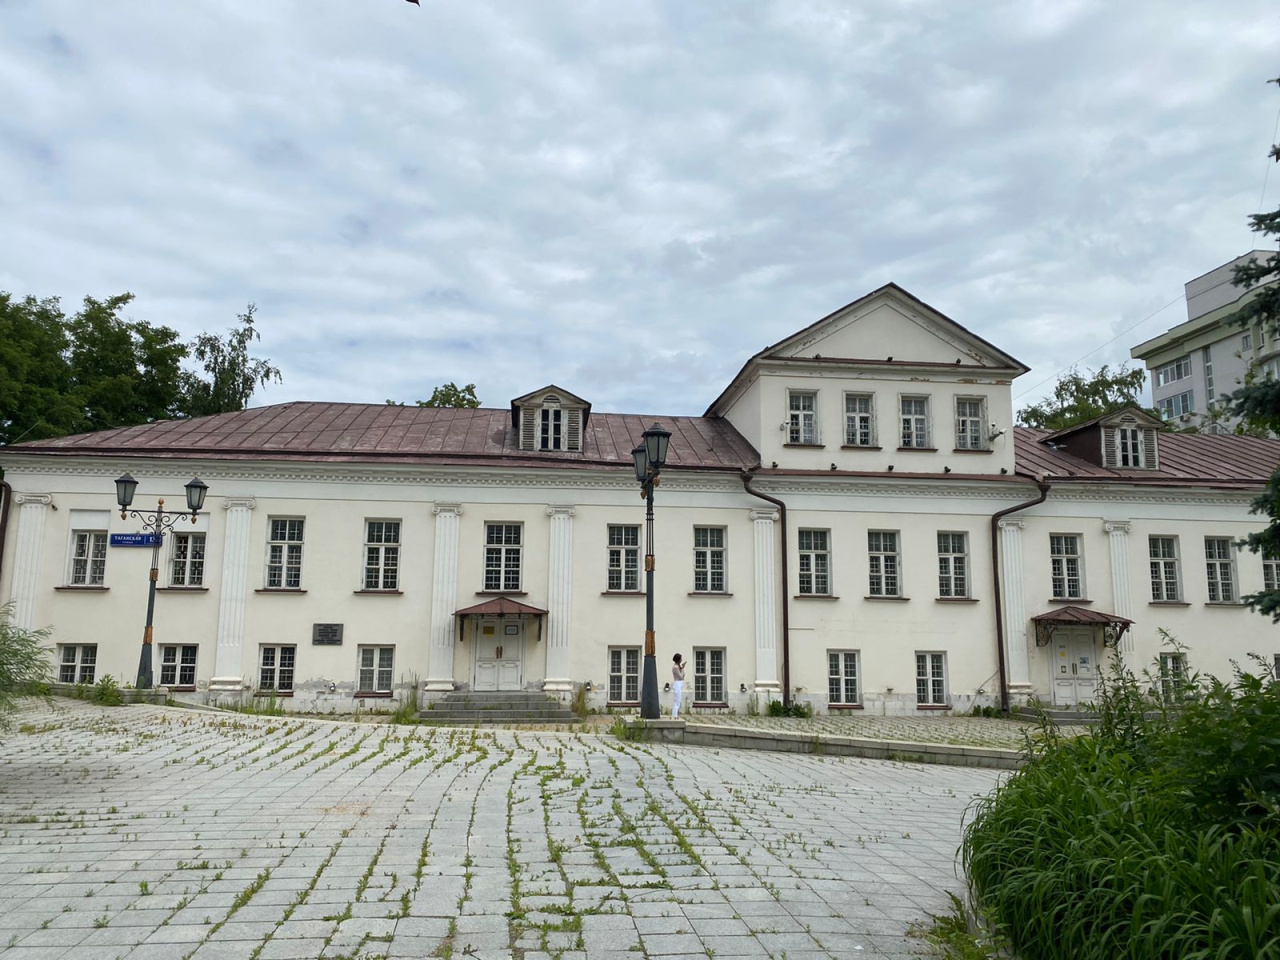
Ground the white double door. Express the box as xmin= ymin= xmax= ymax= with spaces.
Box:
xmin=474 ymin=619 xmax=524 ymax=691
xmin=1051 ymin=628 xmax=1098 ymax=706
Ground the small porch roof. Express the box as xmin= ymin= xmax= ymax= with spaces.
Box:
xmin=1031 ymin=605 xmax=1133 ymax=647
xmin=455 ymin=597 xmax=548 ymax=617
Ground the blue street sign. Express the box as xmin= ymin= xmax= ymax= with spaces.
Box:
xmin=110 ymin=533 xmax=159 ymax=547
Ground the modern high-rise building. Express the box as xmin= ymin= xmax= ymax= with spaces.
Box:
xmin=1131 ymin=250 xmax=1277 ymax=432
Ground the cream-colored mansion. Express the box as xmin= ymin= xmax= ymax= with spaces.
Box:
xmin=3 ymin=284 xmax=1278 ymax=714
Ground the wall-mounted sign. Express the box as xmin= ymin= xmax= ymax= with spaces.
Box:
xmin=312 ymin=623 xmax=344 ymax=645
xmin=110 ymin=533 xmax=158 ymax=547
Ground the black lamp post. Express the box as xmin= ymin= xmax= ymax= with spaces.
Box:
xmin=115 ymin=473 xmax=209 ymax=689
xmin=633 ymin=422 xmax=672 ymax=720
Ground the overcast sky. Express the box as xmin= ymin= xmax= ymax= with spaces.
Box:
xmin=1 ymin=1 xmax=1277 ymax=419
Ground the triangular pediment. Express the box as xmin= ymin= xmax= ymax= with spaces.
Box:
xmin=510 ymin=384 xmax=590 ymax=409
xmin=765 ymin=284 xmax=1026 ymax=372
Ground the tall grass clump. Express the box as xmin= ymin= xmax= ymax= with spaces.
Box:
xmin=962 ymin=649 xmax=1280 ymax=960
xmin=0 ymin=602 xmax=53 ymax=731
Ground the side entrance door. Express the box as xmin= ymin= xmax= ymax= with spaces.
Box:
xmin=473 ymin=620 xmax=524 ymax=692
xmin=1051 ymin=628 xmax=1098 ymax=706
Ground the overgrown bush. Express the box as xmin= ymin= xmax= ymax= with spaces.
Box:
xmin=767 ymin=699 xmax=814 ymax=718
xmin=91 ymin=675 xmax=124 ymax=706
xmin=0 ymin=602 xmax=53 ymax=730
xmin=962 ymin=650 xmax=1280 ymax=960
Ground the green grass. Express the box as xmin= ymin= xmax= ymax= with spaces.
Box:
xmin=962 ymin=649 xmax=1280 ymax=960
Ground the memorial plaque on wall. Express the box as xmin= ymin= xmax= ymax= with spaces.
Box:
xmin=312 ymin=623 xmax=344 ymax=645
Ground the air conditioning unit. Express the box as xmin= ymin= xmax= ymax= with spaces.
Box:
xmin=1178 ymin=413 xmax=1192 ymax=422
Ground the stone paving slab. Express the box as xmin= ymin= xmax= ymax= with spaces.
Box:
xmin=0 ymin=700 xmax=1006 ymax=958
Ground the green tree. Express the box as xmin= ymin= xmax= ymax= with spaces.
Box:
xmin=386 ymin=382 xmax=481 ymax=408
xmin=0 ymin=294 xmax=78 ymax=446
xmin=1016 ymin=364 xmax=1150 ymax=431
xmin=0 ymin=602 xmax=52 ymax=732
xmin=1228 ymin=78 xmax=1280 ymax=620
xmin=179 ymin=304 xmax=282 ymax=418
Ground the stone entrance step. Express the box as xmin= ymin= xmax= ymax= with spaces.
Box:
xmin=419 ymin=691 xmax=577 ymax=724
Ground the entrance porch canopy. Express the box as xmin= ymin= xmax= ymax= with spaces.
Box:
xmin=454 ymin=596 xmax=548 ymax=643
xmin=1032 ymin=606 xmax=1132 ymax=648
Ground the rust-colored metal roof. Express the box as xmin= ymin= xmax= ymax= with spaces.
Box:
xmin=6 ymin=402 xmax=761 ymax=473
xmin=1013 ymin=426 xmax=1280 ymax=488
xmin=455 ymin=597 xmax=548 ymax=617
xmin=1031 ymin=606 xmax=1132 ymax=626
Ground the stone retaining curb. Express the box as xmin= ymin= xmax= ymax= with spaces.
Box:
xmin=630 ymin=719 xmax=1026 ymax=769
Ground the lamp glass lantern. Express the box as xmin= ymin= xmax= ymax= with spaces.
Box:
xmin=632 ymin=444 xmax=648 ymax=483
xmin=184 ymin=476 xmax=208 ymax=514
xmin=642 ymin=422 xmax=671 ymax=471
xmin=115 ymin=472 xmax=138 ymax=510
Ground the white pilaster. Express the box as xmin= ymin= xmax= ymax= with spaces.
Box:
xmin=425 ymin=503 xmax=463 ymax=692
xmin=543 ymin=505 xmax=576 ymax=693
xmin=1105 ymin=521 xmax=1135 ymax=656
xmin=750 ymin=508 xmax=780 ymax=692
xmin=210 ymin=498 xmax=256 ymax=691
xmin=10 ymin=495 xmax=52 ymax=630
xmin=998 ymin=518 xmax=1030 ymax=691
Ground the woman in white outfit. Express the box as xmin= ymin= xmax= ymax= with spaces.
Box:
xmin=671 ymin=653 xmax=685 ymax=719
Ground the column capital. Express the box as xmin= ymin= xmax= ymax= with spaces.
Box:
xmin=546 ymin=505 xmax=577 ymax=518
xmin=1103 ymin=520 xmax=1132 ymax=535
xmin=221 ymin=497 xmax=257 ymax=511
xmin=749 ymin=508 xmax=779 ymax=523
xmin=997 ymin=518 xmax=1025 ymax=531
xmin=433 ymin=502 xmax=463 ymax=517
xmin=13 ymin=493 xmax=52 ymax=506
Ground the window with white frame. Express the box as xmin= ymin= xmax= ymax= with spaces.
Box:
xmin=540 ymin=404 xmax=563 ymax=450
xmin=170 ymin=532 xmax=206 ymax=587
xmin=58 ymin=645 xmax=97 ymax=684
xmin=363 ymin=520 xmax=401 ymax=590
xmin=954 ymin=398 xmax=985 ymax=450
xmin=1149 ymin=536 xmax=1181 ymax=601
xmin=1242 ymin=332 xmax=1253 ymax=351
xmin=916 ymin=652 xmax=948 ymax=705
xmin=1157 ymin=391 xmax=1194 ymax=420
xmin=868 ymin=531 xmax=900 ymax=597
xmin=1204 ymin=537 xmax=1237 ymax=602
xmin=259 ymin=645 xmax=296 ymax=693
xmin=1154 ymin=355 xmax=1192 ymax=387
xmin=608 ymin=647 xmax=640 ymax=703
xmin=484 ymin=523 xmax=522 ymax=591
xmin=159 ymin=645 xmax=198 ymax=688
xmin=266 ymin=518 xmax=304 ymax=589
xmin=358 ymin=646 xmax=395 ymax=694
xmin=69 ymin=530 xmax=107 ymax=586
xmin=798 ymin=529 xmax=830 ymax=596
xmin=1158 ymin=652 xmax=1186 ymax=702
xmin=1262 ymin=358 xmax=1280 ymax=381
xmin=1050 ymin=534 xmax=1085 ymax=599
xmin=844 ymin=393 xmax=875 ymax=446
xmin=827 ymin=650 xmax=860 ymax=705
xmin=693 ymin=648 xmax=725 ymax=703
xmin=1203 ymin=346 xmax=1214 ymax=397
xmin=788 ymin=391 xmax=818 ymax=444
xmin=1265 ymin=548 xmax=1280 ymax=593
xmin=937 ymin=533 xmax=968 ymax=598
xmin=693 ymin=527 xmax=726 ymax=593
xmin=900 ymin=396 xmax=930 ymax=448
xmin=607 ymin=525 xmax=640 ymax=592
xmin=1118 ymin=426 xmax=1145 ymax=467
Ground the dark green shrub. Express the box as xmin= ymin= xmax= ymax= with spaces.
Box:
xmin=91 ymin=675 xmax=124 ymax=706
xmin=962 ymin=651 xmax=1280 ymax=960
xmin=767 ymin=699 xmax=814 ymax=718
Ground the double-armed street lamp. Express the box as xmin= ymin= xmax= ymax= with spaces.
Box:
xmin=115 ymin=473 xmax=209 ymax=689
xmin=631 ymin=422 xmax=672 ymax=720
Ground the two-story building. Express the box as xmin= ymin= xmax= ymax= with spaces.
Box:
xmin=3 ymin=283 xmax=1278 ymax=714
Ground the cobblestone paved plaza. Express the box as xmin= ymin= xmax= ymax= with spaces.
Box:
xmin=0 ymin=702 xmax=1003 ymax=959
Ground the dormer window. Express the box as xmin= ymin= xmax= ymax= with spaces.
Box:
xmin=540 ymin=403 xmax=563 ymax=450
xmin=513 ymin=386 xmax=590 ymax=453
xmin=1102 ymin=413 xmax=1159 ymax=470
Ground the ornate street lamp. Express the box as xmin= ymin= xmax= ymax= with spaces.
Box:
xmin=115 ymin=473 xmax=209 ymax=689
xmin=634 ymin=422 xmax=672 ymax=719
